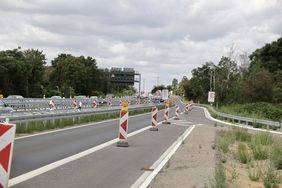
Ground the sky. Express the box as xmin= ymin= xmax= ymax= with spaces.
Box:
xmin=0 ymin=0 xmax=281 ymax=92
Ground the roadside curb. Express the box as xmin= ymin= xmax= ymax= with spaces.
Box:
xmin=197 ymin=106 xmax=282 ymax=135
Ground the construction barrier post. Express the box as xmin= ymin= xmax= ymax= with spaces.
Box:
xmin=0 ymin=123 xmax=16 ymax=188
xmin=150 ymin=106 xmax=158 ymax=131
xmin=108 ymin=98 xmax=112 ymax=107
xmin=185 ymin=103 xmax=189 ymax=114
xmin=117 ymin=101 xmax=129 ymax=147
xmin=162 ymin=101 xmax=171 ymax=124
xmin=174 ymin=105 xmax=180 ymax=120
xmin=92 ymin=100 xmax=97 ymax=108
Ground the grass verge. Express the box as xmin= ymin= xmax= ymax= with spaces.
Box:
xmin=214 ymin=126 xmax=282 ymax=188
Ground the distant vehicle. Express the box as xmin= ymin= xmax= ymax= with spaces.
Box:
xmin=151 ymin=97 xmax=161 ymax=104
xmin=90 ymin=96 xmax=98 ymax=100
xmin=0 ymin=100 xmax=13 ymax=114
xmin=76 ymin=95 xmax=87 ymax=99
xmin=51 ymin=96 xmax=62 ymax=99
xmin=7 ymin=95 xmax=24 ymax=99
xmin=106 ymin=94 xmax=114 ymax=98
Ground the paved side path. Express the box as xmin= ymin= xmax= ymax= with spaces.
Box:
xmin=149 ymin=123 xmax=217 ymax=188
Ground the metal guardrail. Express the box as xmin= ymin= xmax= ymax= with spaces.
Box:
xmin=1 ymin=97 xmax=149 ymax=111
xmin=196 ymin=104 xmax=281 ymax=129
xmin=0 ymin=103 xmax=163 ymax=123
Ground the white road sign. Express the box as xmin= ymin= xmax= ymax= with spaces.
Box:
xmin=208 ymin=91 xmax=215 ymax=103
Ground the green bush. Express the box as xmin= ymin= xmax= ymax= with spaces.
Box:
xmin=248 ymin=166 xmax=261 ymax=181
xmin=218 ymin=103 xmax=282 ymax=122
xmin=263 ymin=165 xmax=281 ymax=188
xmin=218 ymin=137 xmax=232 ymax=153
xmin=236 ymin=143 xmax=252 ymax=164
xmin=232 ymin=127 xmax=252 ymax=142
xmin=212 ymin=162 xmax=227 ymax=188
xmin=271 ymin=142 xmax=282 ymax=170
xmin=252 ymin=144 xmax=269 ymax=160
xmin=253 ymin=132 xmax=274 ymax=146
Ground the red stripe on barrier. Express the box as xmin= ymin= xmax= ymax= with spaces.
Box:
xmin=0 ymin=125 xmax=12 ymax=137
xmin=153 ymin=114 xmax=157 ymax=120
xmin=119 ymin=133 xmax=125 ymax=140
xmin=121 ymin=120 xmax=128 ymax=132
xmin=0 ymin=143 xmax=12 ymax=172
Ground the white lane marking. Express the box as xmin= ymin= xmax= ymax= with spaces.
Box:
xmin=131 ymin=125 xmax=196 ymax=188
xmin=196 ymin=106 xmax=282 ymax=135
xmin=8 ymin=115 xmax=173 ymax=187
xmin=15 ymin=110 xmax=159 ymax=140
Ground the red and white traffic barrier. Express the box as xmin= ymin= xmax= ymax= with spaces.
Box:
xmin=49 ymin=100 xmax=55 ymax=110
xmin=175 ymin=105 xmax=180 ymax=120
xmin=150 ymin=106 xmax=158 ymax=131
xmin=0 ymin=123 xmax=16 ymax=188
xmin=117 ymin=102 xmax=129 ymax=147
xmin=108 ymin=98 xmax=112 ymax=107
xmin=93 ymin=100 xmax=97 ymax=108
xmin=162 ymin=106 xmax=171 ymax=124
xmin=189 ymin=103 xmax=193 ymax=111
xmin=73 ymin=100 xmax=77 ymax=109
xmin=185 ymin=103 xmax=189 ymax=114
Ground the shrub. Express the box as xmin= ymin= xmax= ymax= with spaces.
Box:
xmin=211 ymin=162 xmax=227 ymax=188
xmin=252 ymin=144 xmax=269 ymax=160
xmin=253 ymin=132 xmax=274 ymax=146
xmin=263 ymin=165 xmax=281 ymax=188
xmin=271 ymin=142 xmax=282 ymax=170
xmin=232 ymin=127 xmax=251 ymax=142
xmin=236 ymin=143 xmax=252 ymax=164
xmin=248 ymin=164 xmax=261 ymax=181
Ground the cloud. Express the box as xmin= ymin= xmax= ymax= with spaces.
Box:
xmin=0 ymin=0 xmax=281 ymax=92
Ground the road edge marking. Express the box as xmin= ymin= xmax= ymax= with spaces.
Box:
xmin=130 ymin=124 xmax=196 ymax=188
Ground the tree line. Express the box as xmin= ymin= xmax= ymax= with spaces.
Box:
xmin=0 ymin=47 xmax=134 ymax=98
xmin=170 ymin=37 xmax=282 ymax=105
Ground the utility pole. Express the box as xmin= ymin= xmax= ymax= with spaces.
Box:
xmin=156 ymin=76 xmax=159 ymax=86
xmin=142 ymin=78 xmax=146 ymax=93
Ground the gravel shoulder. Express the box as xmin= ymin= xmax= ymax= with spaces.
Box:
xmin=149 ymin=124 xmax=217 ymax=188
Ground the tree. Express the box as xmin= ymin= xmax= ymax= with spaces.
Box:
xmin=243 ymin=66 xmax=273 ymax=102
xmin=249 ymin=37 xmax=282 ymax=74
xmin=49 ymin=54 xmax=106 ymax=97
xmin=151 ymin=85 xmax=166 ymax=94
xmin=171 ymin=78 xmax=178 ymax=94
xmin=215 ymin=56 xmax=239 ymax=104
xmin=23 ymin=49 xmax=46 ymax=97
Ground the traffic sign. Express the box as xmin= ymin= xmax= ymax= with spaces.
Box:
xmin=208 ymin=92 xmax=215 ymax=103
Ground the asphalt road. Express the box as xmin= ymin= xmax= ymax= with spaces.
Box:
xmin=11 ymin=107 xmax=176 ymax=178
xmin=10 ymin=103 xmax=217 ymax=188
